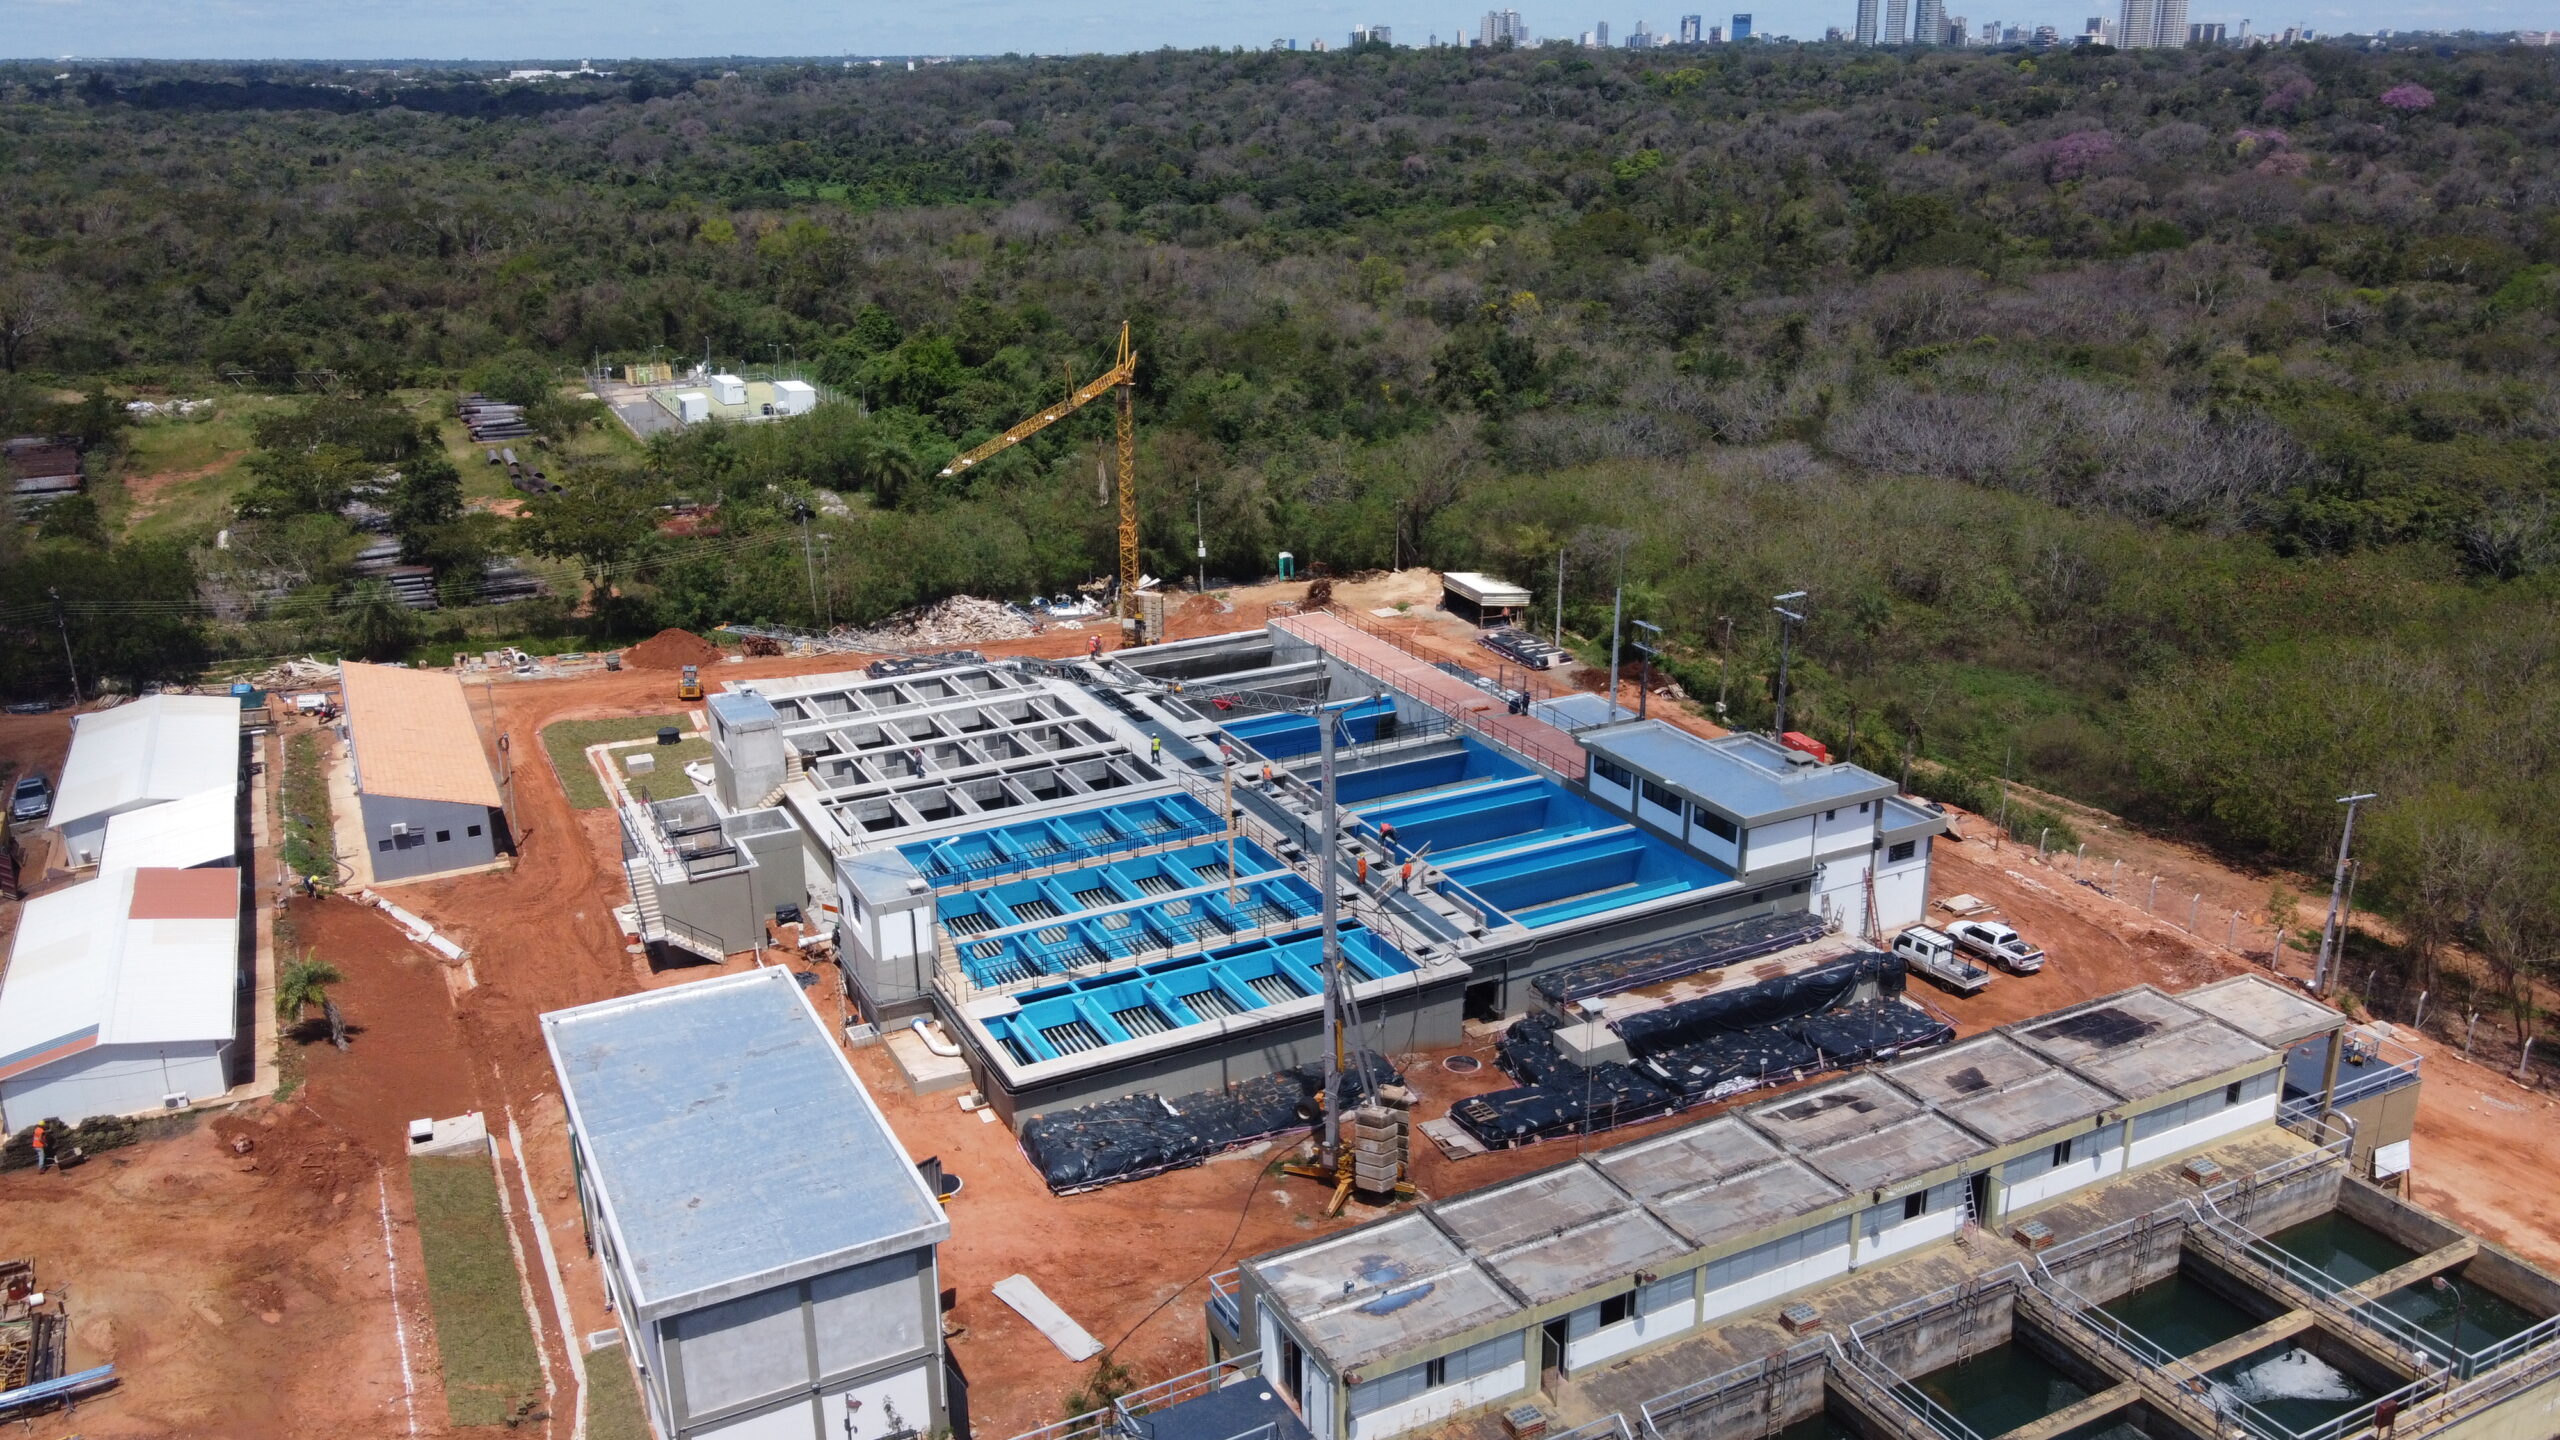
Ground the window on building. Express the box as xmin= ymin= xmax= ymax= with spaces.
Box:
xmin=1824 ymin=808 xmax=1836 ymax=821
xmin=1593 ymin=757 xmax=1632 ymax=788
xmin=1694 ymin=810 xmax=1738 ymax=842
xmin=467 ymin=824 xmax=483 ymax=837
xmin=1859 ymin=801 xmax=1870 ymax=813
xmin=377 ymin=838 xmax=393 ymax=852
xmin=1423 ymin=1355 xmax=1448 ymax=1387
xmin=1887 ymin=840 xmax=1918 ymax=863
xmin=2052 ymin=1138 xmax=2074 ymax=1167
xmin=1597 ymin=1292 xmax=1635 ymax=1327
xmin=1903 ymin=1191 xmax=1929 ymax=1221
xmin=1641 ymin=779 xmax=1682 ymax=812
xmin=435 ymin=830 xmax=451 ymax=843
xmin=2225 ymin=1082 xmax=2243 ymax=1105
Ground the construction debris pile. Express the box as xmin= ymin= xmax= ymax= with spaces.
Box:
xmin=1020 ymin=1051 xmax=1404 ymax=1194
xmin=844 ymin=595 xmax=1037 ymax=650
xmin=237 ymin=656 xmax=343 ymax=690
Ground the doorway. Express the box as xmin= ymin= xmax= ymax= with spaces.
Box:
xmin=1540 ymin=1317 xmax=1570 ymax=1392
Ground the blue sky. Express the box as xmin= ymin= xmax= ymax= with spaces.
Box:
xmin=0 ymin=0 xmax=2523 ymax=60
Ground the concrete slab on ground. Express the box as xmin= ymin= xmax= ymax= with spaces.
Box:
xmin=886 ymin=1029 xmax=974 ymax=1094
xmin=993 ymin=1274 xmax=1102 ymax=1361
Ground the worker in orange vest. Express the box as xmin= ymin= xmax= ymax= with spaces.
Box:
xmin=29 ymin=1121 xmax=48 ymax=1174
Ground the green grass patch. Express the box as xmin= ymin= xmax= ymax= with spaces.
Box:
xmin=583 ymin=1341 xmax=654 ymax=1440
xmin=409 ymin=1156 xmax=544 ymax=1430
xmin=105 ymin=394 xmax=298 ymax=540
xmin=541 ymin=714 xmax=691 ymax=809
xmin=279 ymin=731 xmax=338 ymax=885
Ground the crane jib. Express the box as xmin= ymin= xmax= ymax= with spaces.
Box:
xmin=937 ymin=356 xmax=1137 ymax=477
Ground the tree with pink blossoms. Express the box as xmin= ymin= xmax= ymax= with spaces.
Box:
xmin=2380 ymin=82 xmax=2435 ymax=112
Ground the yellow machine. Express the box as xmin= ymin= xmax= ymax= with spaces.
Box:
xmin=941 ymin=323 xmax=1145 ymax=644
xmin=677 ymin=664 xmax=702 ymax=701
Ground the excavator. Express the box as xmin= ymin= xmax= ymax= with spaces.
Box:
xmin=940 ymin=323 xmax=1148 ymax=645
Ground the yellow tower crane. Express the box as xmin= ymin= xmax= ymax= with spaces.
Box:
xmin=937 ymin=323 xmax=1146 ymax=644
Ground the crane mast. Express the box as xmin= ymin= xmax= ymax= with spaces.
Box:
xmin=939 ymin=322 xmax=1147 ymax=643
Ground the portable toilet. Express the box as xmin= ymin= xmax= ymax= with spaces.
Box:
xmin=675 ymin=390 xmax=712 ymax=424
xmin=710 ymin=373 xmax=747 ymax=406
xmin=772 ymin=379 xmax=818 ymax=416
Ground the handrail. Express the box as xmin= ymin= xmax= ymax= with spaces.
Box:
xmin=1116 ymin=1352 xmax=1262 ymax=1420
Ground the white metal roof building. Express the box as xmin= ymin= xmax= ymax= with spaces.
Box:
xmin=49 ymin=695 xmax=243 ymax=867
xmin=0 ymin=866 xmax=244 ymax=1129
xmin=96 ymin=785 xmax=240 ymax=873
xmin=544 ymin=968 xmax=952 ymax=1440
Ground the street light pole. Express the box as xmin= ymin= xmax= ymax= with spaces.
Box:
xmin=2312 ymin=792 xmax=2378 ymax=996
xmin=1771 ymin=591 xmax=1807 ymax=736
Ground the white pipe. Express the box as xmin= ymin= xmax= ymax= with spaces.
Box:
xmin=912 ymin=1018 xmax=962 ymax=1058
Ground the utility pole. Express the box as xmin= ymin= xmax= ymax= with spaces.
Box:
xmin=797 ymin=504 xmax=820 ymax=624
xmin=1554 ymin=549 xmax=1565 ymax=650
xmin=49 ymin=588 xmax=79 ymax=704
xmin=2312 ymin=792 xmax=2378 ymax=997
xmin=1631 ymin=620 xmax=1662 ymax=722
xmin=1771 ymin=591 xmax=1807 ymax=735
xmin=1195 ymin=477 xmax=1208 ymax=595
xmin=1605 ymin=542 xmax=1628 ymax=722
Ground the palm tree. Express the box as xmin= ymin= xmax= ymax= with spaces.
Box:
xmin=277 ymin=956 xmax=348 ymax=1049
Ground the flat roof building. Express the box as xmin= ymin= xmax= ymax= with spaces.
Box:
xmin=50 ymin=694 xmax=242 ymax=867
xmin=0 ymin=865 xmax=244 ymax=1128
xmin=1230 ymin=981 xmax=2298 ymax=1440
xmin=339 ymin=663 xmax=507 ymax=883
xmin=544 ymin=969 xmax=951 ymax=1440
xmin=1577 ymin=720 xmax=1943 ymax=934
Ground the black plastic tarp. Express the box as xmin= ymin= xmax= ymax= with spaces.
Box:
xmin=1640 ymin=1029 xmax=1828 ymax=1102
xmin=1532 ymin=912 xmax=1831 ymax=1006
xmin=1609 ymin=948 xmax=1906 ymax=1052
xmin=1451 ymin=1061 xmax=1676 ymax=1147
xmin=1794 ymin=1000 xmax=1955 ymax=1066
xmin=1020 ymin=1051 xmax=1405 ymax=1194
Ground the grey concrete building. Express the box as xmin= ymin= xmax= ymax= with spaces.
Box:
xmin=340 ymin=662 xmax=507 ymax=882
xmin=544 ymin=968 xmax=951 ymax=1440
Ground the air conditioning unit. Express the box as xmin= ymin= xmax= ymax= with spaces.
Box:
xmin=161 ymin=1092 xmax=189 ymax=1110
xmin=389 ymin=823 xmax=411 ymax=837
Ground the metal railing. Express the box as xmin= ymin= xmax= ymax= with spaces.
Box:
xmin=1206 ymin=1269 xmax=1243 ymax=1334
xmin=1638 ymin=1337 xmax=1835 ymax=1440
xmin=1116 ymin=1352 xmax=1264 ymax=1419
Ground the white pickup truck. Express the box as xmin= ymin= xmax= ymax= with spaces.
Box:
xmin=1893 ymin=926 xmax=1993 ymax=996
xmin=1947 ymin=919 xmax=2046 ymax=974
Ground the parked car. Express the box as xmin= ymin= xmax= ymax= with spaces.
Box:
xmin=1893 ymin=925 xmax=1993 ymax=996
xmin=1947 ymin=919 xmax=2045 ymax=974
xmin=9 ymin=773 xmax=52 ymax=824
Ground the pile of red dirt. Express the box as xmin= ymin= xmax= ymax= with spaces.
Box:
xmin=623 ymin=628 xmax=723 ymax=670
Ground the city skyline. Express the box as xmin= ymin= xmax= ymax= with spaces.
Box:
xmin=0 ymin=0 xmax=2536 ymax=59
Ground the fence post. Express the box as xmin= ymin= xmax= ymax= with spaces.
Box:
xmin=2414 ymin=990 xmax=2428 ymax=1028
xmin=2226 ymin=911 xmax=2238 ymax=949
xmin=2147 ymin=876 xmax=2158 ymax=913
xmin=2076 ymin=842 xmax=2086 ymax=875
xmin=2039 ymin=828 xmax=2049 ymax=860
xmin=2518 ymin=1036 xmax=2536 ymax=1085
xmin=2465 ymin=1011 xmax=2478 ymax=1056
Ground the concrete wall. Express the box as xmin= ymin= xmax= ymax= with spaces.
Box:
xmin=963 ymin=967 xmax=1470 ymax=1128
xmin=1637 ymin=1345 xmax=1834 ymax=1440
xmin=360 ymin=792 xmax=500 ymax=881
xmin=1998 ymin=1123 xmax=2127 ymax=1215
xmin=0 ymin=1039 xmax=229 ymax=1130
xmin=655 ymin=1248 xmax=943 ymax=1440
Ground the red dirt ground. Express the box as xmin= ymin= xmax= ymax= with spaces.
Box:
xmin=10 ymin=596 xmax=2560 ymax=1440
xmin=621 ymin=628 xmax=724 ymax=670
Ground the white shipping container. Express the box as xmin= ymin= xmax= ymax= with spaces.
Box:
xmin=676 ymin=390 xmax=712 ymax=424
xmin=772 ymin=379 xmax=818 ymax=416
xmin=711 ymin=373 xmax=747 ymax=405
